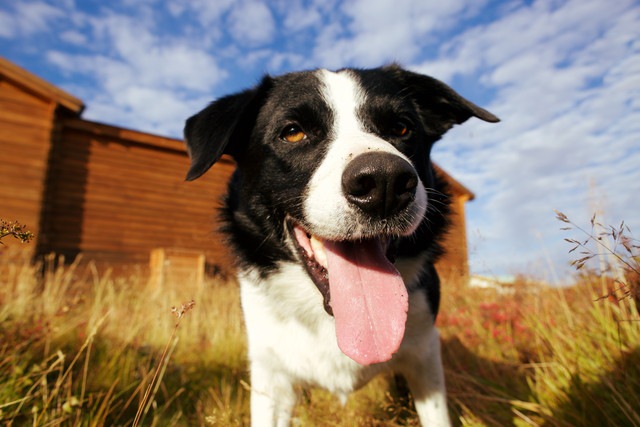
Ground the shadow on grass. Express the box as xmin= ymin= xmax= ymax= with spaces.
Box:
xmin=437 ymin=336 xmax=640 ymax=427
xmin=542 ymin=346 xmax=640 ymax=427
xmin=383 ymin=336 xmax=532 ymax=426
xmin=440 ymin=336 xmax=533 ymax=426
xmin=99 ymin=343 xmax=250 ymax=426
xmin=0 ymin=331 xmax=249 ymax=427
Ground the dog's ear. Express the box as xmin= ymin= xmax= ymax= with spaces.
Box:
xmin=384 ymin=64 xmax=499 ymax=135
xmin=183 ymin=77 xmax=271 ymax=181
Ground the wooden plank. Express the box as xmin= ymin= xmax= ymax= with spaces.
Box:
xmin=0 ymin=156 xmax=49 ymax=170
xmin=0 ymin=161 xmax=49 ymax=176
xmin=50 ymin=176 xmax=226 ymax=209
xmin=76 ymin=208 xmax=224 ymax=233
xmin=0 ymin=124 xmax=52 ymax=136
xmin=0 ymin=78 xmax=52 ymax=105
xmin=49 ymin=195 xmax=226 ymax=225
xmin=0 ymin=138 xmax=52 ymax=155
xmin=63 ymin=118 xmax=189 ymax=153
xmin=0 ymin=184 xmax=43 ymax=201
xmin=47 ymin=197 xmax=228 ymax=244
xmin=0 ymin=113 xmax=51 ymax=129
xmin=0 ymin=101 xmax=52 ymax=119
xmin=148 ymin=247 xmax=206 ymax=288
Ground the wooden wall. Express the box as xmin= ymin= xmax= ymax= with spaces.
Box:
xmin=436 ymin=191 xmax=472 ymax=283
xmin=38 ymin=118 xmax=236 ymax=272
xmin=0 ymin=75 xmax=56 ymax=248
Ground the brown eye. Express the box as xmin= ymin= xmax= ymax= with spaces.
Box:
xmin=280 ymin=125 xmax=307 ymax=143
xmin=391 ymin=121 xmax=409 ymax=137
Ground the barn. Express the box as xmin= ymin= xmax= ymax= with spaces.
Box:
xmin=0 ymin=57 xmax=474 ymax=283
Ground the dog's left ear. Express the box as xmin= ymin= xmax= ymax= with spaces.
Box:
xmin=384 ymin=65 xmax=500 ymax=135
xmin=184 ymin=77 xmax=272 ymax=181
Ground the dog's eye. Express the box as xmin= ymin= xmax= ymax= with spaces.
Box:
xmin=280 ymin=125 xmax=307 ymax=143
xmin=390 ymin=121 xmax=410 ymax=137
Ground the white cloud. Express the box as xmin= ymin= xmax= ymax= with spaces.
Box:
xmin=68 ymin=13 xmax=226 ymax=91
xmin=227 ymin=1 xmax=276 ymax=46
xmin=0 ymin=1 xmax=64 ymax=38
xmin=426 ymin=0 xmax=640 ymax=278
xmin=59 ymin=30 xmax=88 ymax=45
xmin=0 ymin=11 xmax=13 ymax=38
xmin=279 ymin=1 xmax=323 ymax=32
xmin=45 ymin=9 xmax=228 ymax=136
xmin=168 ymin=0 xmax=234 ymax=26
xmin=85 ymin=87 xmax=210 ymax=136
xmin=312 ymin=0 xmax=486 ymax=68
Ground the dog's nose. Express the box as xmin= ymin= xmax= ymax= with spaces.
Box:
xmin=342 ymin=152 xmax=418 ymax=219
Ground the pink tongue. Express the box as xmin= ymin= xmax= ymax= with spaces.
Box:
xmin=324 ymin=239 xmax=408 ymax=365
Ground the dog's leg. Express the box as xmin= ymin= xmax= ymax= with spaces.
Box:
xmin=249 ymin=362 xmax=297 ymax=427
xmin=402 ymin=328 xmax=451 ymax=427
xmin=240 ymin=278 xmax=298 ymax=426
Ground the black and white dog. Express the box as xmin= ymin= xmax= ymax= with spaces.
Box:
xmin=184 ymin=65 xmax=498 ymax=426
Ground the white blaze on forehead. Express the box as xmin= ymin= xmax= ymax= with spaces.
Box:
xmin=318 ymin=69 xmax=399 ymax=152
xmin=319 ymin=69 xmax=367 ymax=136
xmin=303 ymin=69 xmax=427 ymax=239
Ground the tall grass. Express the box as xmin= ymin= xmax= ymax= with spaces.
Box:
xmin=438 ymin=273 xmax=639 ymax=426
xmin=0 ymin=248 xmax=248 ymax=426
xmin=1 ymin=243 xmax=638 ymax=426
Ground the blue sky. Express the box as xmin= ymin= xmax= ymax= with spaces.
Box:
xmin=1 ymin=0 xmax=639 ymax=283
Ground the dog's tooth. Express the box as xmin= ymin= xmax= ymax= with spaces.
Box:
xmin=310 ymin=236 xmax=328 ymax=269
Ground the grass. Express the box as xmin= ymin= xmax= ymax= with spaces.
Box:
xmin=0 ymin=249 xmax=248 ymax=426
xmin=0 ymin=238 xmax=639 ymax=425
xmin=438 ymin=273 xmax=639 ymax=426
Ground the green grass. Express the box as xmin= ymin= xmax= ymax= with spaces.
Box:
xmin=0 ymin=247 xmax=638 ymax=426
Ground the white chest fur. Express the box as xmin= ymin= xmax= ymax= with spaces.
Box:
xmin=238 ymin=261 xmax=438 ymax=400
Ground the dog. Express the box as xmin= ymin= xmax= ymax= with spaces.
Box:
xmin=183 ymin=64 xmax=498 ymax=426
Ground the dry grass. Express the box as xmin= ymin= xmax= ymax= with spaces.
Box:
xmin=0 ymin=248 xmax=248 ymax=426
xmin=0 ymin=242 xmax=639 ymax=426
xmin=438 ymin=272 xmax=639 ymax=426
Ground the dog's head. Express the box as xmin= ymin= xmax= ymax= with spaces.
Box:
xmin=184 ymin=65 xmax=498 ymax=365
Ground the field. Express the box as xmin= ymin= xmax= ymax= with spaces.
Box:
xmin=1 ymin=246 xmax=639 ymax=426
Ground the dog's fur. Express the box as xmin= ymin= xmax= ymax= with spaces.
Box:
xmin=184 ymin=65 xmax=498 ymax=426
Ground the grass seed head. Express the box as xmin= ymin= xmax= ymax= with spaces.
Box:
xmin=171 ymin=299 xmax=196 ymax=319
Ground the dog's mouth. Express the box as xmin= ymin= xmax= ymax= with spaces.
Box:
xmin=288 ymin=220 xmax=408 ymax=366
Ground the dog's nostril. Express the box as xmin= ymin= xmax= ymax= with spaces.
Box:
xmin=342 ymin=153 xmax=418 ymax=219
xmin=350 ymin=174 xmax=376 ymax=198
xmin=395 ymin=172 xmax=417 ymax=195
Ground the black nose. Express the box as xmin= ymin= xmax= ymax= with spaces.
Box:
xmin=342 ymin=152 xmax=418 ymax=219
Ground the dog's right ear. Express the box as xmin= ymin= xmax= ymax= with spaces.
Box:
xmin=184 ymin=78 xmax=271 ymax=181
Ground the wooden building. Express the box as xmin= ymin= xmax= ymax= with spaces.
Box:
xmin=0 ymin=57 xmax=474 ymax=282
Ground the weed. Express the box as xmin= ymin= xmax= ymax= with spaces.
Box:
xmin=0 ymin=219 xmax=33 ymax=245
xmin=132 ymin=300 xmax=196 ymax=427
xmin=556 ymin=210 xmax=640 ymax=306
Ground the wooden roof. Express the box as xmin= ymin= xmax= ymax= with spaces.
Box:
xmin=64 ymin=117 xmax=189 ymax=153
xmin=0 ymin=56 xmax=84 ymax=114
